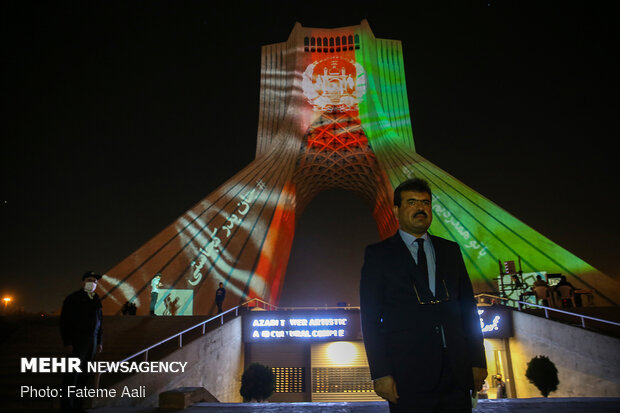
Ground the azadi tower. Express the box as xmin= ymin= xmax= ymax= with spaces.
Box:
xmin=99 ymin=21 xmax=620 ymax=315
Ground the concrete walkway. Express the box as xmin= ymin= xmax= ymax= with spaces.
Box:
xmin=83 ymin=398 xmax=620 ymax=413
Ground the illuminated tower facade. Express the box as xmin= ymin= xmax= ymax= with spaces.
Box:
xmin=99 ymin=21 xmax=620 ymax=314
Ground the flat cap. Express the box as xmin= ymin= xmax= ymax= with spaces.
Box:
xmin=82 ymin=271 xmax=102 ymax=280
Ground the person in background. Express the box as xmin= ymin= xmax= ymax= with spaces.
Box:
xmin=557 ymin=275 xmax=575 ymax=289
xmin=60 ymin=271 xmax=103 ymax=413
xmin=122 ymin=301 xmax=137 ymax=315
xmin=477 ymin=379 xmax=489 ymax=399
xmin=215 ymin=282 xmax=226 ymax=314
xmin=556 ymin=275 xmax=577 ymax=307
xmin=150 ymin=273 xmax=163 ymax=315
xmin=533 ymin=274 xmax=548 ymax=287
xmin=495 ymin=374 xmax=507 ymax=398
xmin=532 ymin=275 xmax=551 ymax=306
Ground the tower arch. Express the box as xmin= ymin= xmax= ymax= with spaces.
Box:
xmin=99 ymin=21 xmax=620 ymax=314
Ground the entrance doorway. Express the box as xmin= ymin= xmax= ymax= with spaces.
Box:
xmin=483 ymin=339 xmax=514 ymax=399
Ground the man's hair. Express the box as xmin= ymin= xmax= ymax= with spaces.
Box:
xmin=393 ymin=178 xmax=432 ymax=206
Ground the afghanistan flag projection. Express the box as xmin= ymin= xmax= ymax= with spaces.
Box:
xmin=99 ymin=21 xmax=620 ymax=314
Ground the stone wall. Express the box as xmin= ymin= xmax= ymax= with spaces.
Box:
xmin=92 ymin=316 xmax=244 ymax=408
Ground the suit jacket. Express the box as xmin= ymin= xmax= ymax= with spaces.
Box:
xmin=360 ymin=233 xmax=486 ymax=392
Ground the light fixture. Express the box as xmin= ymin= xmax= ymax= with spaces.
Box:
xmin=326 ymin=341 xmax=357 ymax=365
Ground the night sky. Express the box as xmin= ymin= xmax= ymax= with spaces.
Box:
xmin=2 ymin=1 xmax=618 ymax=313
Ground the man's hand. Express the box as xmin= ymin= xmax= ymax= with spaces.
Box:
xmin=472 ymin=367 xmax=488 ymax=392
xmin=373 ymin=375 xmax=399 ymax=404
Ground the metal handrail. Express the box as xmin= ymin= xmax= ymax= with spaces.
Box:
xmin=102 ymin=298 xmax=273 ymax=369
xmin=275 ymin=306 xmax=360 ymax=311
xmin=111 ymin=299 xmax=359 ymax=367
xmin=105 ymin=292 xmax=619 ymax=367
xmin=475 ymin=293 xmax=620 ymax=329
xmin=99 ymin=298 xmax=357 ymax=375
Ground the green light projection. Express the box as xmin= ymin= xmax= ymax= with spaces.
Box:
xmin=354 ymin=21 xmax=618 ymax=304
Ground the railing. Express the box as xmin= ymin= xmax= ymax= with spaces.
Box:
xmin=96 ymin=298 xmax=275 ymax=376
xmin=100 ymin=293 xmax=618 ymax=372
xmin=475 ymin=293 xmax=620 ymax=329
xmin=96 ymin=298 xmax=358 ymax=380
xmin=99 ymin=298 xmax=360 ymax=374
xmin=110 ymin=298 xmax=361 ymax=369
xmin=276 ymin=305 xmax=360 ymax=311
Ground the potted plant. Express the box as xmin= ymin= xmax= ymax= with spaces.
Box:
xmin=525 ymin=355 xmax=559 ymax=397
xmin=240 ymin=362 xmax=275 ymax=402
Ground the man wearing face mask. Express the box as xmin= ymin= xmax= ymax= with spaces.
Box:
xmin=60 ymin=271 xmax=103 ymax=413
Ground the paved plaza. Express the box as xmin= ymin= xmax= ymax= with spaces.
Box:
xmin=82 ymin=398 xmax=620 ymax=413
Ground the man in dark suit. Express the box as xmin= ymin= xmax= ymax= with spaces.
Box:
xmin=360 ymin=178 xmax=487 ymax=412
xmin=60 ymin=271 xmax=103 ymax=413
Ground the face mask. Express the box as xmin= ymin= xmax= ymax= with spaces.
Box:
xmin=84 ymin=281 xmax=97 ymax=293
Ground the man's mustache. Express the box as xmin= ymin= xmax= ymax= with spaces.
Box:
xmin=414 ymin=211 xmax=428 ymax=218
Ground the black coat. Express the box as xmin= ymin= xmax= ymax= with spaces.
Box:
xmin=360 ymin=233 xmax=486 ymax=392
xmin=60 ymin=289 xmax=103 ymax=347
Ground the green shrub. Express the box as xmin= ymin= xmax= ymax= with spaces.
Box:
xmin=240 ymin=362 xmax=275 ymax=402
xmin=525 ymin=355 xmax=559 ymax=397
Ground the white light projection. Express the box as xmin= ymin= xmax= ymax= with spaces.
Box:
xmin=98 ymin=274 xmax=140 ymax=307
xmin=173 ymin=179 xmax=271 ymax=302
xmin=186 ymin=180 xmax=266 ymax=286
xmin=302 ymin=57 xmax=367 ymax=112
xmin=154 ymin=289 xmax=193 ymax=316
xmin=432 ymin=196 xmax=489 ymax=260
xmin=171 ymin=207 xmax=264 ymax=316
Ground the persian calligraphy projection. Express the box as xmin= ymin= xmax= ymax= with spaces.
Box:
xmin=99 ymin=21 xmax=620 ymax=314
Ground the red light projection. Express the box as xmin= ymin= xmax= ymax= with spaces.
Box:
xmin=292 ymin=111 xmax=396 ymax=238
xmin=251 ymin=182 xmax=297 ymax=304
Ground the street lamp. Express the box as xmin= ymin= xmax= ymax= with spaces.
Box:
xmin=3 ymin=296 xmax=12 ymax=310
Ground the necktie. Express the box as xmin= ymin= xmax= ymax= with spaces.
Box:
xmin=415 ymin=238 xmax=429 ymax=290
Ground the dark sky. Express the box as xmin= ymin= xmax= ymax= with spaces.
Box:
xmin=2 ymin=1 xmax=618 ymax=312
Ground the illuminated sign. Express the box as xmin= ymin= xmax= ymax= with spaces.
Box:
xmin=478 ymin=306 xmax=513 ymax=338
xmin=243 ymin=310 xmax=361 ymax=342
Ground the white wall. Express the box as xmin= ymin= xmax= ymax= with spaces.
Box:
xmin=508 ymin=311 xmax=620 ymax=397
xmin=93 ymin=316 xmax=245 ymax=408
